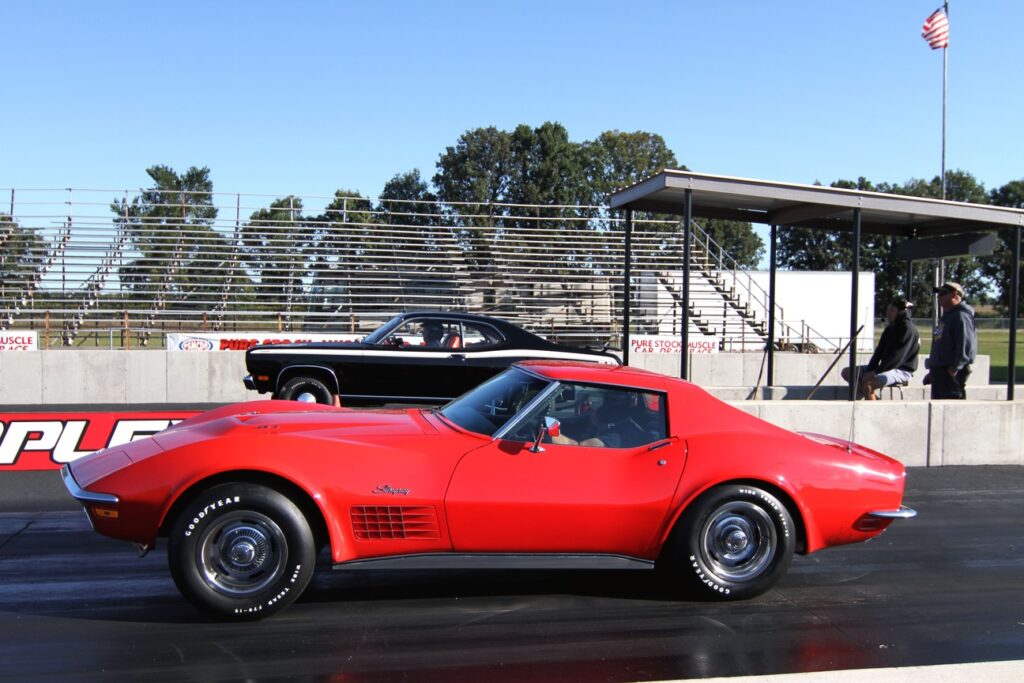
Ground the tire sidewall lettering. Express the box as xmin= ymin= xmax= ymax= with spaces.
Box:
xmin=676 ymin=484 xmax=795 ymax=600
xmin=183 ymin=495 xmax=242 ymax=537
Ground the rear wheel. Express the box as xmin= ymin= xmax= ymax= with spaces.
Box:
xmin=663 ymin=484 xmax=794 ymax=600
xmin=168 ymin=483 xmax=316 ymax=620
xmin=277 ymin=376 xmax=333 ymax=404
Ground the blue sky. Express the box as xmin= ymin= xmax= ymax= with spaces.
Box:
xmin=4 ymin=1 xmax=1022 ymax=202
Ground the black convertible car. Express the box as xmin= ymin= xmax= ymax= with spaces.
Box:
xmin=244 ymin=311 xmax=621 ymax=404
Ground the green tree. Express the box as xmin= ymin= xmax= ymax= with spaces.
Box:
xmin=305 ymin=190 xmax=379 ymax=320
xmin=110 ymin=165 xmax=227 ymax=310
xmin=0 ymin=213 xmax=47 ymax=302
xmin=982 ymin=179 xmax=1024 ymax=313
xmin=582 ymin=130 xmax=679 ymax=205
xmin=583 ymin=130 xmax=762 ymax=267
xmin=776 ymin=173 xmax=995 ymax=316
xmin=241 ymin=196 xmax=308 ymax=309
xmin=698 ymin=219 xmax=765 ymax=269
xmin=434 ymin=126 xmax=514 ymax=270
xmin=893 ymin=171 xmax=990 ymax=314
xmin=507 ymin=122 xmax=590 ymax=207
xmin=379 ymin=169 xmax=438 ymax=228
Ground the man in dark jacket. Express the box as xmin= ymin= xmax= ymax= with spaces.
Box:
xmin=842 ymin=299 xmax=920 ymax=400
xmin=925 ymin=281 xmax=978 ymax=399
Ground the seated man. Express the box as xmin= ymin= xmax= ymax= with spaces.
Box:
xmin=841 ymin=299 xmax=920 ymax=400
xmin=556 ymin=391 xmax=656 ymax=448
xmin=421 ymin=321 xmax=444 ymax=348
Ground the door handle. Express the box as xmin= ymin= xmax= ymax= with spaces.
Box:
xmin=449 ymin=354 xmax=467 ymax=361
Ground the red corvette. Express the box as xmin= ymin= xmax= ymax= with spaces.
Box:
xmin=63 ymin=361 xmax=915 ymax=620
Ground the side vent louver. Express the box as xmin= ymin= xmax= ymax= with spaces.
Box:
xmin=351 ymin=506 xmax=440 ymax=541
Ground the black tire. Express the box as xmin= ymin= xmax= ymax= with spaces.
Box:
xmin=664 ymin=484 xmax=794 ymax=600
xmin=277 ymin=376 xmax=333 ymax=404
xmin=168 ymin=483 xmax=316 ymax=620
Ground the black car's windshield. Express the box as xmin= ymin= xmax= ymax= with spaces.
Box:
xmin=439 ymin=368 xmax=551 ymax=436
xmin=361 ymin=316 xmax=403 ymax=345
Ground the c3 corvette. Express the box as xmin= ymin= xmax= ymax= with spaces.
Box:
xmin=64 ymin=361 xmax=915 ymax=620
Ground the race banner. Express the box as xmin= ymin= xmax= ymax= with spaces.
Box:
xmin=0 ymin=331 xmax=37 ymax=351
xmin=166 ymin=332 xmax=362 ymax=351
xmin=629 ymin=335 xmax=720 ymax=355
xmin=0 ymin=411 xmax=200 ymax=471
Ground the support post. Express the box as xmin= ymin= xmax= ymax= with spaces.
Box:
xmin=767 ymin=225 xmax=778 ymax=388
xmin=848 ymin=209 xmax=862 ymax=401
xmin=1009 ymin=226 xmax=1021 ymax=401
xmin=905 ymin=257 xmax=914 ymax=301
xmin=623 ymin=209 xmax=633 ymax=365
xmin=681 ymin=190 xmax=692 ymax=380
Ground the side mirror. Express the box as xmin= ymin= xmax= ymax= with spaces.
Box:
xmin=529 ymin=417 xmax=560 ymax=453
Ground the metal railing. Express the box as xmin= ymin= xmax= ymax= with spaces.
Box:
xmin=2 ymin=188 xmax=826 ymax=350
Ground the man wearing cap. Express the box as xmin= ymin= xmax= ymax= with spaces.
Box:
xmin=925 ymin=282 xmax=978 ymax=399
xmin=841 ymin=299 xmax=920 ymax=399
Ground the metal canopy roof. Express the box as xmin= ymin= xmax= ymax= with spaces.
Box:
xmin=610 ymin=169 xmax=1024 ymax=237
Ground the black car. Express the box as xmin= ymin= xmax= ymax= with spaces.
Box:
xmin=243 ymin=311 xmax=621 ymax=404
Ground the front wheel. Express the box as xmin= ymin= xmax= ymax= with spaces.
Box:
xmin=168 ymin=483 xmax=316 ymax=620
xmin=277 ymin=376 xmax=333 ymax=404
xmin=663 ymin=484 xmax=794 ymax=600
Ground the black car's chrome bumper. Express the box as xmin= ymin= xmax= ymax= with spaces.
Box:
xmin=243 ymin=374 xmax=257 ymax=391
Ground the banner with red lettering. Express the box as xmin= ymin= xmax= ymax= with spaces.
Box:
xmin=0 ymin=331 xmax=37 ymax=350
xmin=629 ymin=335 xmax=720 ymax=355
xmin=0 ymin=412 xmax=200 ymax=471
xmin=166 ymin=332 xmax=362 ymax=351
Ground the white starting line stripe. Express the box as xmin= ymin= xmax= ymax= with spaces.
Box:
xmin=655 ymin=659 xmax=1024 ymax=683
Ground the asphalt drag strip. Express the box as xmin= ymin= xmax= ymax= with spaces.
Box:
xmin=0 ymin=466 xmax=1022 ymax=682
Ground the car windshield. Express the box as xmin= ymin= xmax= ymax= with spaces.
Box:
xmin=438 ymin=368 xmax=551 ymax=436
xmin=361 ymin=316 xmax=404 ymax=345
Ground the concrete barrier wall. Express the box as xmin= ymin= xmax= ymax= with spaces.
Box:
xmin=631 ymin=351 xmax=991 ymax=388
xmin=0 ymin=350 xmax=258 ymax=405
xmin=1 ymin=350 xmax=1019 ymax=467
xmin=730 ymin=400 xmax=1024 ymax=467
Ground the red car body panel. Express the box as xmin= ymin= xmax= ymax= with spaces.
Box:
xmin=67 ymin=362 xmax=909 ymax=567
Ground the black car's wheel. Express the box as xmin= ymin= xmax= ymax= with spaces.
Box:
xmin=277 ymin=376 xmax=333 ymax=404
xmin=168 ymin=483 xmax=316 ymax=620
xmin=664 ymin=484 xmax=794 ymax=600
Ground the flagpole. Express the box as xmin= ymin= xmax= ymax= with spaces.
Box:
xmin=939 ymin=8 xmax=947 ymax=294
xmin=941 ymin=0 xmax=948 ymax=200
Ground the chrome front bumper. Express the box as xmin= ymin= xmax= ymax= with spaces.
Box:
xmin=243 ymin=373 xmax=256 ymax=390
xmin=60 ymin=465 xmax=119 ymax=505
xmin=867 ymin=506 xmax=917 ymax=520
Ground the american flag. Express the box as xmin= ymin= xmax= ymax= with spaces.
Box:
xmin=922 ymin=7 xmax=950 ymax=49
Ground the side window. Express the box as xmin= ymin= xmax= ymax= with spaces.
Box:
xmin=506 ymin=383 xmax=667 ymax=449
xmin=462 ymin=322 xmax=505 ymax=348
xmin=382 ymin=319 xmax=461 ymax=349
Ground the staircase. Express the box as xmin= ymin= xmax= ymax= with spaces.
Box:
xmin=633 ymin=220 xmax=827 ymax=352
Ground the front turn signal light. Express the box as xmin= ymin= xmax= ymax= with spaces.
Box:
xmin=91 ymin=506 xmax=119 ymax=520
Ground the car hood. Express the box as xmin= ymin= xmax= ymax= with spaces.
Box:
xmin=152 ymin=400 xmax=435 ymax=449
xmin=67 ymin=401 xmax=458 ymax=490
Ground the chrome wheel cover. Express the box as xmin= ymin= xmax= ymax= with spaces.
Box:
xmin=197 ymin=511 xmax=287 ymax=597
xmin=700 ymin=501 xmax=777 ymax=582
